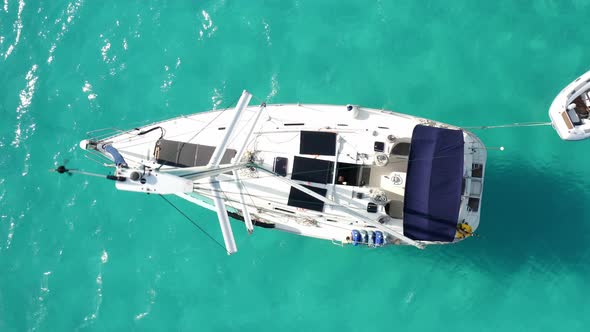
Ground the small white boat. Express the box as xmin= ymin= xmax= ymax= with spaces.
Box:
xmin=549 ymin=69 xmax=590 ymax=140
xmin=74 ymin=90 xmax=486 ymax=254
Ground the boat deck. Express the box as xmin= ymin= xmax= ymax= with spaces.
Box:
xmin=367 ymin=155 xmax=409 ymax=220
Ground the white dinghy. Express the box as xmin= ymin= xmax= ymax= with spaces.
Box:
xmin=549 ymin=69 xmax=590 ymax=140
xmin=74 ymin=90 xmax=486 ymax=254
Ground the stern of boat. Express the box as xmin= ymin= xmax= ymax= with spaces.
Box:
xmin=455 ymin=130 xmax=486 ymax=242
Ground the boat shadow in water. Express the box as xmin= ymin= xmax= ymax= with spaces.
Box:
xmin=435 ymin=159 xmax=590 ymax=273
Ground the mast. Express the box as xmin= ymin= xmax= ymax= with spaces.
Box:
xmin=232 ymin=103 xmax=266 ymax=234
xmin=207 ymin=90 xmax=252 ymax=255
xmin=330 ymin=135 xmax=343 ymax=200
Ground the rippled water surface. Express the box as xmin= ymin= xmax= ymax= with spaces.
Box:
xmin=1 ymin=1 xmax=590 ymax=331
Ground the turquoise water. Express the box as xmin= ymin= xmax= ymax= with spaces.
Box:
xmin=2 ymin=0 xmax=590 ymax=330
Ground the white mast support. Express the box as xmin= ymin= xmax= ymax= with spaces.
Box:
xmin=206 ymin=90 xmax=252 ymax=255
xmin=207 ymin=90 xmax=253 ymax=168
xmin=256 ymin=167 xmax=424 ymax=249
xmin=233 ymin=173 xmax=254 ymax=234
xmin=234 ymin=103 xmax=266 ymax=163
xmin=330 ymin=135 xmax=343 ymax=200
xmin=232 ymin=103 xmax=266 ymax=234
xmin=162 ymin=163 xmax=249 ymax=180
xmin=210 ymin=179 xmax=238 ymax=255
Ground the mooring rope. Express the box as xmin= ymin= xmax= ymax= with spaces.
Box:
xmin=463 ymin=121 xmax=552 ymax=130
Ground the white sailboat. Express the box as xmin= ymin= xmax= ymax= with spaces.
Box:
xmin=74 ymin=90 xmax=486 ymax=254
xmin=549 ymin=69 xmax=590 ymax=140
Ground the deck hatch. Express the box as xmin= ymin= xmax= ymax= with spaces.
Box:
xmin=299 ymin=131 xmax=337 ymax=156
xmin=155 ymin=139 xmax=236 ymax=167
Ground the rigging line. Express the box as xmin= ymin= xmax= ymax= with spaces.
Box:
xmin=191 ymin=188 xmax=289 ymax=220
xmin=192 ymin=185 xmax=373 ymax=214
xmin=193 ymin=185 xmax=324 ymax=210
xmin=175 ymin=95 xmax=242 ymax=159
xmin=159 ymin=194 xmax=229 ymax=254
xmin=105 ymin=125 xmax=212 ymax=151
xmin=225 ymin=104 xmax=264 ymax=149
xmin=258 ymin=133 xmax=299 ymax=144
xmin=250 ymin=93 xmax=271 ymax=105
xmin=99 ymin=97 xmax=242 ymax=151
xmin=105 ymin=127 xmax=167 ymax=153
xmin=85 ymin=127 xmax=129 ymax=142
xmin=463 ymin=121 xmax=552 ymax=130
xmin=259 ymin=103 xmax=281 ymax=127
xmin=95 ymin=107 xmax=227 ymax=140
xmin=216 ymin=178 xmax=238 ymax=213
xmin=84 ymin=149 xmax=112 ymax=166
xmin=248 ymin=116 xmax=267 ymax=154
xmin=190 ymin=190 xmax=359 ymax=228
xmin=95 ymin=125 xmax=165 ymax=146
xmin=240 ymin=177 xmax=261 ymax=215
xmin=204 ymin=152 xmax=469 ymax=185
xmin=295 ymin=104 xmax=325 ymax=113
xmin=191 ymin=187 xmax=286 ymax=217
xmin=187 ymin=102 xmax=235 ymax=143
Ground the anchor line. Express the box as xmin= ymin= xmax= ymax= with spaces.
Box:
xmin=463 ymin=121 xmax=551 ymax=130
xmin=159 ymin=194 xmax=229 ymax=254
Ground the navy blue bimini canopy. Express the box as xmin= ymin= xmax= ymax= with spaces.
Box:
xmin=403 ymin=125 xmax=465 ymax=242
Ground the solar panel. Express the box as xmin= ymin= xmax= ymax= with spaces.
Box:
xmin=287 ymin=185 xmax=327 ymax=212
xmin=291 ymin=156 xmax=334 ymax=184
xmin=155 ymin=139 xmax=236 ymax=167
xmin=299 ymin=131 xmax=337 ymax=156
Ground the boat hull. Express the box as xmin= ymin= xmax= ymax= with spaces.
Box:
xmin=549 ymin=69 xmax=590 ymax=140
xmin=80 ymin=103 xmax=487 ymax=248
